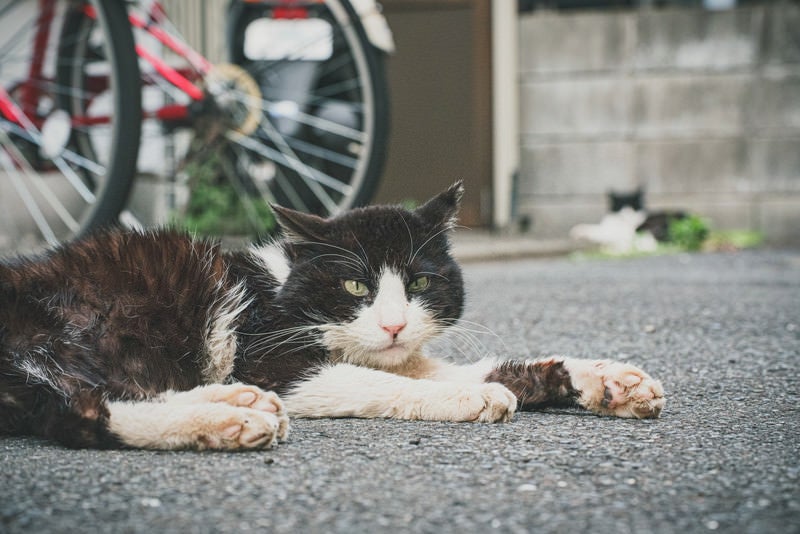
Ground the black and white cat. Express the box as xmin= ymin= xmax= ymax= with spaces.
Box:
xmin=0 ymin=183 xmax=664 ymax=451
xmin=570 ymin=188 xmax=688 ymax=253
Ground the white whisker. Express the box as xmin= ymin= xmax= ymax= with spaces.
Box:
xmin=409 ymin=226 xmax=451 ymax=265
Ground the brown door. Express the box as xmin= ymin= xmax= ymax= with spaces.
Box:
xmin=374 ymin=0 xmax=493 ymax=227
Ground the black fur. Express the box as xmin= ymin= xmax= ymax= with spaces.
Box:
xmin=485 ymin=360 xmax=578 ymax=410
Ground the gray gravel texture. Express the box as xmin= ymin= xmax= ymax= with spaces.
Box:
xmin=2 ymin=250 xmax=799 ymax=534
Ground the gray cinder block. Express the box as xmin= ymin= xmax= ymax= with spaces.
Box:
xmin=748 ymin=138 xmax=800 ymax=192
xmin=746 ymin=76 xmax=800 ymax=131
xmin=636 ymin=139 xmax=749 ymax=194
xmin=516 ymin=4 xmax=800 ymax=243
xmin=635 ymin=7 xmax=762 ymax=71
xmin=520 ymin=142 xmax=635 ymax=196
xmin=519 ymin=12 xmax=634 ymax=75
xmin=520 ymin=79 xmax=634 ymax=137
xmin=634 ymin=75 xmax=750 ymax=138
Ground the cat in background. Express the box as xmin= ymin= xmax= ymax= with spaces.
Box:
xmin=571 ymin=188 xmax=687 ymax=253
xmin=0 ymin=183 xmax=664 ymax=451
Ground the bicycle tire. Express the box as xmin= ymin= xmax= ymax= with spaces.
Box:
xmin=135 ymin=0 xmax=390 ymax=237
xmin=57 ymin=0 xmax=142 ymax=237
xmin=333 ymin=0 xmax=390 ymax=210
xmin=0 ymin=0 xmax=140 ymax=256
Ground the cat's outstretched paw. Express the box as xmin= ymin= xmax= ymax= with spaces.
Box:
xmin=193 ymin=404 xmax=284 ymax=450
xmin=403 ymin=382 xmax=517 ymax=423
xmin=475 ymin=382 xmax=518 ymax=422
xmin=442 ymin=383 xmax=517 ymax=423
xmin=162 ymin=383 xmax=289 ymax=441
xmin=563 ymin=359 xmax=665 ymax=419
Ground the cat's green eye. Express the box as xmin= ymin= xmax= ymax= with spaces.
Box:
xmin=407 ymin=276 xmax=430 ymax=293
xmin=343 ymin=280 xmax=369 ymax=297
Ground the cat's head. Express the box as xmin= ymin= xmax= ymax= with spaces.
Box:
xmin=271 ymin=183 xmax=465 ymax=371
xmin=608 ymin=188 xmax=644 ymax=213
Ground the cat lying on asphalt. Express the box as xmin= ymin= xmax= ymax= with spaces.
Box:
xmin=0 ymin=183 xmax=664 ymax=450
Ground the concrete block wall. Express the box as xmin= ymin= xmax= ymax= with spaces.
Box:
xmin=518 ymin=2 xmax=800 ymax=244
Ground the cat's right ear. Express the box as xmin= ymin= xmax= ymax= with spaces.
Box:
xmin=271 ymin=204 xmax=329 ymax=243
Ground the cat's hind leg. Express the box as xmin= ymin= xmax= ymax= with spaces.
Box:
xmin=108 ymin=384 xmax=289 ymax=450
xmin=486 ymin=358 xmax=664 ymax=419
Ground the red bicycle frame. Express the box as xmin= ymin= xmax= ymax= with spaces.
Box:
xmin=0 ymin=0 xmax=212 ymax=132
xmin=0 ymin=0 xmax=318 ymax=132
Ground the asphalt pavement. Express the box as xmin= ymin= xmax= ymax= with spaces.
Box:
xmin=2 ymin=249 xmax=799 ymax=534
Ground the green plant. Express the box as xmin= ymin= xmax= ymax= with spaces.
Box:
xmin=668 ymin=215 xmax=710 ymax=251
xmin=175 ymin=151 xmax=275 ymax=237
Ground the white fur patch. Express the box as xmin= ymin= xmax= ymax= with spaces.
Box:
xmin=203 ymin=282 xmax=251 ymax=384
xmin=108 ymin=383 xmax=288 ymax=450
xmin=249 ymin=242 xmax=291 ymax=287
xmin=373 ymin=269 xmax=407 ymax=329
xmin=322 ymin=269 xmax=437 ymax=370
xmin=432 ymin=358 xmax=498 ymax=383
xmin=284 ymin=363 xmax=516 ymax=422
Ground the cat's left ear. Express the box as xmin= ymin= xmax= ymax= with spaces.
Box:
xmin=271 ymin=204 xmax=329 ymax=243
xmin=414 ymin=181 xmax=464 ymax=231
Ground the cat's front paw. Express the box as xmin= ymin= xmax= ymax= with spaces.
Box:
xmin=474 ymin=382 xmax=518 ymax=422
xmin=440 ymin=383 xmax=517 ymax=423
xmin=193 ymin=404 xmax=284 ymax=450
xmin=563 ymin=359 xmax=665 ymax=419
xmin=164 ymin=383 xmax=289 ymax=440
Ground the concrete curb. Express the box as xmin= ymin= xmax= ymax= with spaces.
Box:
xmin=450 ymin=230 xmax=580 ymax=263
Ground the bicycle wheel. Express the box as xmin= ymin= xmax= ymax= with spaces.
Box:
xmin=135 ymin=0 xmax=390 ymax=236
xmin=0 ymin=0 xmax=140 ymax=256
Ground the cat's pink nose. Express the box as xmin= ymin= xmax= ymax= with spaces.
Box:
xmin=381 ymin=323 xmax=406 ymax=337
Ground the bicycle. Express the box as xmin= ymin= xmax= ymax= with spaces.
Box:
xmin=0 ymin=0 xmax=392 ymax=255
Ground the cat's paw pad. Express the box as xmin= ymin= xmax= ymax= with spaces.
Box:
xmin=452 ymin=383 xmax=517 ymax=423
xmin=566 ymin=359 xmax=665 ymax=419
xmin=195 ymin=405 xmax=283 ymax=450
xmin=167 ymin=384 xmax=288 ymax=441
xmin=206 ymin=384 xmax=285 ymax=415
xmin=600 ymin=365 xmax=664 ymax=419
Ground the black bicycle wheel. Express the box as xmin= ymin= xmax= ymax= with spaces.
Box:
xmin=0 ymin=0 xmax=140 ymax=256
xmin=133 ymin=0 xmax=390 ymax=237
xmin=225 ymin=0 xmax=390 ymax=216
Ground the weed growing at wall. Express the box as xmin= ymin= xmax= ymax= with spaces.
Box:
xmin=174 ymin=151 xmax=275 ymax=237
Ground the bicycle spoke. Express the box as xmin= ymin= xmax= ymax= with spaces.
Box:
xmin=312 ymin=77 xmax=362 ymax=100
xmin=0 ymin=131 xmax=59 ymax=245
xmin=218 ymin=151 xmax=272 ymax=232
xmin=227 ymin=129 xmax=353 ymax=200
xmin=285 ymin=135 xmax=357 ymax=168
xmin=274 ymin=172 xmax=310 ymax=213
xmin=233 ymin=120 xmax=339 ymax=215
xmin=1 ymin=117 xmax=99 ymax=203
xmin=233 ymin=90 xmax=366 ymax=144
xmin=0 ymin=0 xmax=23 ymax=19
xmin=222 ymin=93 xmax=363 ymax=170
xmin=0 ymin=127 xmax=81 ymax=232
xmin=1 ymin=0 xmax=139 ymax=254
xmin=0 ymin=16 xmax=35 ymax=59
